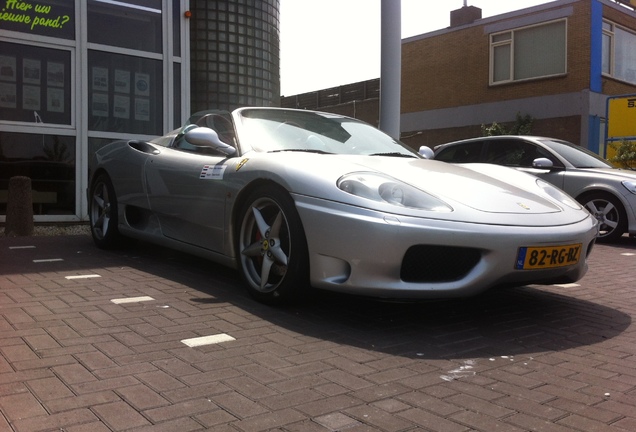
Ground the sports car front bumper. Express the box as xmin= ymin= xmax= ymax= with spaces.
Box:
xmin=294 ymin=195 xmax=598 ymax=299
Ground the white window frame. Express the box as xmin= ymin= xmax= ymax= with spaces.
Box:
xmin=489 ymin=18 xmax=568 ymax=86
xmin=602 ymin=19 xmax=636 ymax=85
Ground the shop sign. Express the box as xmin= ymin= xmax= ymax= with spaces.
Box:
xmin=0 ymin=0 xmax=74 ymax=39
xmin=605 ymin=94 xmax=636 ymax=159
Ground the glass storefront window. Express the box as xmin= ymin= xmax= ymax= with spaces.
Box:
xmin=0 ymin=42 xmax=72 ymax=125
xmin=87 ymin=0 xmax=162 ymax=53
xmin=88 ymin=51 xmax=163 ymax=135
xmin=0 ymin=131 xmax=75 ymax=215
xmin=0 ymin=0 xmax=75 ymax=40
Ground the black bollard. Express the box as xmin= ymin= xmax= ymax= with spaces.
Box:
xmin=5 ymin=176 xmax=34 ymax=237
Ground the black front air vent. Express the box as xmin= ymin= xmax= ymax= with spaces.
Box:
xmin=401 ymin=245 xmax=481 ymax=282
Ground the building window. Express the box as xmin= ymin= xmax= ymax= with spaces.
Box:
xmin=490 ymin=19 xmax=567 ymax=85
xmin=603 ymin=20 xmax=636 ymax=84
xmin=0 ymin=42 xmax=72 ymax=125
xmin=88 ymin=51 xmax=163 ymax=135
xmin=87 ymin=0 xmax=163 ymax=53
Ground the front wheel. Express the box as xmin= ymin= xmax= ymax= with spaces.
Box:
xmin=237 ymin=186 xmax=309 ymax=305
xmin=580 ymin=192 xmax=626 ymax=243
xmin=89 ymin=173 xmax=122 ymax=249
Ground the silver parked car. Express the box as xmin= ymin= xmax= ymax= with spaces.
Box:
xmin=89 ymin=109 xmax=597 ymax=304
xmin=434 ymin=135 xmax=636 ymax=242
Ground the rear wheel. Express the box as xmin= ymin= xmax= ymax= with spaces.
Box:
xmin=580 ymin=192 xmax=626 ymax=243
xmin=237 ymin=186 xmax=308 ymax=305
xmin=89 ymin=173 xmax=121 ymax=248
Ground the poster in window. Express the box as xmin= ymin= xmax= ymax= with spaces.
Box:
xmin=0 ymin=56 xmax=17 ymax=82
xmin=92 ymin=93 xmax=108 ymax=117
xmin=134 ymin=72 xmax=150 ymax=97
xmin=23 ymin=85 xmax=41 ymax=110
xmin=0 ymin=83 xmax=17 ymax=108
xmin=135 ymin=98 xmax=150 ymax=121
xmin=47 ymin=62 xmax=65 ymax=87
xmin=47 ymin=87 xmax=64 ymax=112
xmin=114 ymin=69 xmax=130 ymax=93
xmin=113 ymin=95 xmax=130 ymax=119
xmin=92 ymin=67 xmax=108 ymax=91
xmin=23 ymin=59 xmax=41 ymax=85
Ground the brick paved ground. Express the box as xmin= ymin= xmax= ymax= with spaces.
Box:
xmin=0 ymin=233 xmax=635 ymax=432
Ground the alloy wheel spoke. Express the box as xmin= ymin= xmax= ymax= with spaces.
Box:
xmin=252 ymin=206 xmax=270 ymax=238
xmin=259 ymin=255 xmax=274 ymax=289
xmin=585 ymin=202 xmax=598 ymax=213
xmin=93 ymin=194 xmax=105 ymax=211
xmin=601 ymin=202 xmax=615 ymax=216
xmin=267 ymin=211 xmax=288 ymax=265
xmin=269 ymin=242 xmax=288 ymax=265
xmin=101 ymin=216 xmax=110 ymax=235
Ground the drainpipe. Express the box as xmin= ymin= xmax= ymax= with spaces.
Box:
xmin=380 ymin=0 xmax=401 ymax=139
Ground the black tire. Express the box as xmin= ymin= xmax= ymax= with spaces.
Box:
xmin=237 ymin=185 xmax=309 ymax=305
xmin=580 ymin=192 xmax=626 ymax=243
xmin=89 ymin=173 xmax=122 ymax=249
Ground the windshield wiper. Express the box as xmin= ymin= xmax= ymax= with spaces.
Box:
xmin=369 ymin=152 xmax=417 ymax=158
xmin=270 ymin=149 xmax=333 ymax=154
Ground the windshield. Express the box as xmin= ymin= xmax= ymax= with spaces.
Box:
xmin=235 ymin=108 xmax=420 ymax=157
xmin=539 ymin=139 xmax=615 ymax=169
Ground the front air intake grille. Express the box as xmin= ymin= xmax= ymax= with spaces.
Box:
xmin=401 ymin=245 xmax=481 ymax=282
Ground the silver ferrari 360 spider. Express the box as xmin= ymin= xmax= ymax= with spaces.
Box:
xmin=88 ymin=108 xmax=598 ymax=304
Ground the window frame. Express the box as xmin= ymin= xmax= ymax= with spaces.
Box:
xmin=489 ymin=18 xmax=568 ymax=86
xmin=602 ymin=19 xmax=636 ymax=85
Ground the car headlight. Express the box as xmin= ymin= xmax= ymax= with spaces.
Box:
xmin=337 ymin=172 xmax=452 ymax=211
xmin=622 ymin=180 xmax=636 ymax=195
xmin=536 ymin=179 xmax=581 ymax=210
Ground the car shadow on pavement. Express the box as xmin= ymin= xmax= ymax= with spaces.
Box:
xmin=1 ymin=234 xmax=631 ymax=362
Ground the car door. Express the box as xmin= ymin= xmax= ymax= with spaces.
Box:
xmin=144 ymin=145 xmax=231 ymax=253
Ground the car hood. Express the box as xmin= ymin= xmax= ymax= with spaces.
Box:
xmin=238 ymin=153 xmax=594 ymax=227
xmin=346 ymin=156 xmax=563 ymax=214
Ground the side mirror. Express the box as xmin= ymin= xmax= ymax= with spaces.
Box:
xmin=418 ymin=146 xmax=434 ymax=159
xmin=185 ymin=127 xmax=236 ymax=156
xmin=532 ymin=157 xmax=554 ymax=169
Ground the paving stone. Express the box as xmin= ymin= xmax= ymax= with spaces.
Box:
xmin=0 ymin=392 xmax=47 ymax=421
xmin=92 ymin=401 xmax=151 ymax=430
xmin=211 ymin=391 xmax=269 ymax=418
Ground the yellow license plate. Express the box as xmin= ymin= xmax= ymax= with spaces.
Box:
xmin=515 ymin=244 xmax=582 ymax=270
